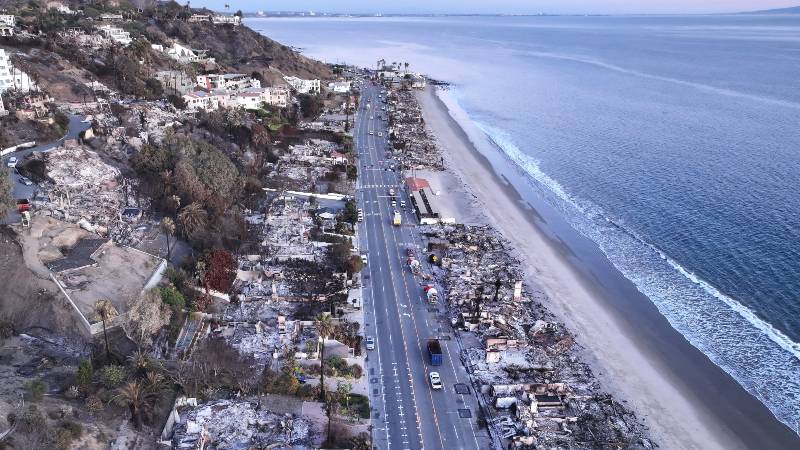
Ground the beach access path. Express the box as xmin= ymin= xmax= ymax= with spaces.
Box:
xmin=355 ymin=82 xmax=492 ymax=450
xmin=414 ymin=85 xmax=800 ymax=450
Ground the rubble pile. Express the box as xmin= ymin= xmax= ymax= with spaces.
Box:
xmin=425 ymin=224 xmax=652 ymax=449
xmin=171 ymin=398 xmax=311 ymax=449
xmin=43 ymin=144 xmax=120 ymax=188
xmin=273 ymin=139 xmax=348 ymax=188
xmin=28 ymin=141 xmax=154 ymax=246
xmin=258 ymin=195 xmax=318 ymax=261
xmin=387 ymin=89 xmax=442 ymax=170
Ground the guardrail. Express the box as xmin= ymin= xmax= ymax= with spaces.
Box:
xmin=0 ymin=141 xmax=36 ymax=157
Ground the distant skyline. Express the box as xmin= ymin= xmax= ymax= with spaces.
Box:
xmin=190 ymin=1 xmax=799 ymax=15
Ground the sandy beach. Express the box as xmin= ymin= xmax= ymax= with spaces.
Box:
xmin=415 ymin=86 xmax=800 ymax=449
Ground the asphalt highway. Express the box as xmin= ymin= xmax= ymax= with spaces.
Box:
xmin=356 ymin=82 xmax=490 ymax=450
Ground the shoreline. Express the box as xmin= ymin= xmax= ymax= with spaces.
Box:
xmin=415 ymin=85 xmax=800 ymax=449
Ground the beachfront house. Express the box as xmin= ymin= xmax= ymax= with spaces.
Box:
xmin=284 ymin=76 xmax=321 ymax=94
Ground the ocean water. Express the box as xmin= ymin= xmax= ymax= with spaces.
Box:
xmin=248 ymin=15 xmax=800 ymax=431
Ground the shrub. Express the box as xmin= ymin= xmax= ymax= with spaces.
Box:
xmin=25 ymin=380 xmax=47 ymax=401
xmin=85 ymin=395 xmax=104 ymax=414
xmin=100 ymin=364 xmax=126 ymax=388
xmin=348 ymin=363 xmax=363 ymax=379
xmin=160 ymin=284 xmax=186 ymax=310
xmin=326 ymin=355 xmax=348 ymax=375
xmin=296 ymin=383 xmax=318 ymax=400
xmin=75 ymin=358 xmax=93 ymax=389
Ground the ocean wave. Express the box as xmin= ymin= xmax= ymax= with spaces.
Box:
xmin=457 ymin=115 xmax=800 ymax=431
xmin=475 ymin=120 xmax=800 ymax=360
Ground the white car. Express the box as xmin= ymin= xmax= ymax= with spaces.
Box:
xmin=361 ymin=255 xmax=368 ymax=265
xmin=370 ymin=115 xmax=374 ymax=119
xmin=6 ymin=157 xmax=17 ymax=168
xmin=429 ymin=372 xmax=443 ymax=390
xmin=365 ymin=336 xmax=375 ymax=351
xmin=369 ymin=131 xmax=374 ymax=135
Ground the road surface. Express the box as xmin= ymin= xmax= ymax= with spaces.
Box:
xmin=2 ymin=114 xmax=90 ymax=223
xmin=356 ymin=82 xmax=492 ymax=450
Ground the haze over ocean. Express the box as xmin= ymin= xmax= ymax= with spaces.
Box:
xmin=248 ymin=14 xmax=800 ymax=432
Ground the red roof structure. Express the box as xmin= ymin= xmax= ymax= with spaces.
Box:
xmin=405 ymin=177 xmax=430 ymax=192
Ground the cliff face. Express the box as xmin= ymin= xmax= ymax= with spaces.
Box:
xmin=157 ymin=20 xmax=332 ymax=80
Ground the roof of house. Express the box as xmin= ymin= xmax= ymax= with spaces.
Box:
xmin=405 ymin=177 xmax=431 ymax=192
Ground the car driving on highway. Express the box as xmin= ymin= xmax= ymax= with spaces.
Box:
xmin=429 ymin=372 xmax=443 ymax=390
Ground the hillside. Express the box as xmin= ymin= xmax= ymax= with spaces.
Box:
xmin=154 ymin=20 xmax=331 ymax=81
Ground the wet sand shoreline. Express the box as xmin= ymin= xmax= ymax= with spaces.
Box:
xmin=415 ymin=85 xmax=800 ymax=449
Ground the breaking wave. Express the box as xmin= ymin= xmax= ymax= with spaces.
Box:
xmin=446 ymin=103 xmax=800 ymax=432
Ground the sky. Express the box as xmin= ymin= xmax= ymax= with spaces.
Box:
xmin=191 ymin=0 xmax=799 ymax=15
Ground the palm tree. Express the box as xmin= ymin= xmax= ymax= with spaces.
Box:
xmin=404 ymin=62 xmax=409 ymax=74
xmin=317 ymin=314 xmax=336 ymax=402
xmin=112 ymin=378 xmax=162 ymax=429
xmin=160 ymin=217 xmax=176 ymax=261
xmin=93 ymin=300 xmax=118 ymax=362
xmin=178 ymin=202 xmax=207 ymax=238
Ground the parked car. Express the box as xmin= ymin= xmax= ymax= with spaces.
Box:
xmin=6 ymin=157 xmax=17 ymax=168
xmin=18 ymin=176 xmax=33 ymax=186
xmin=429 ymin=372 xmax=443 ymax=390
xmin=361 ymin=254 xmax=368 ymax=265
xmin=365 ymin=336 xmax=375 ymax=351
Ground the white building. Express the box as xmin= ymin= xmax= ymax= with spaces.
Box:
xmin=284 ymin=76 xmax=320 ymax=94
xmin=196 ymin=73 xmax=260 ymax=92
xmin=188 ymin=14 xmax=211 ymax=23
xmin=411 ymin=74 xmax=427 ymax=89
xmin=184 ymin=86 xmax=289 ymax=112
xmin=183 ymin=89 xmax=231 ymax=111
xmin=152 ymin=42 xmax=213 ymax=64
xmin=211 ymin=15 xmax=241 ymax=26
xmin=98 ymin=25 xmax=132 ymax=46
xmin=327 ymin=81 xmax=351 ymax=94
xmin=47 ymin=1 xmax=75 ymax=14
xmin=99 ymin=13 xmax=123 ymax=21
xmin=0 ymin=15 xmax=15 ymax=28
xmin=0 ymin=49 xmax=38 ymax=93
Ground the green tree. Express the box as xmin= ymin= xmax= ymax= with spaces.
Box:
xmin=317 ymin=314 xmax=335 ymax=403
xmin=342 ymin=199 xmax=358 ymax=224
xmin=24 ymin=380 xmax=47 ymax=401
xmin=76 ymin=359 xmax=93 ymax=390
xmin=178 ymin=202 xmax=207 ymax=238
xmin=160 ymin=217 xmax=175 ymax=261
